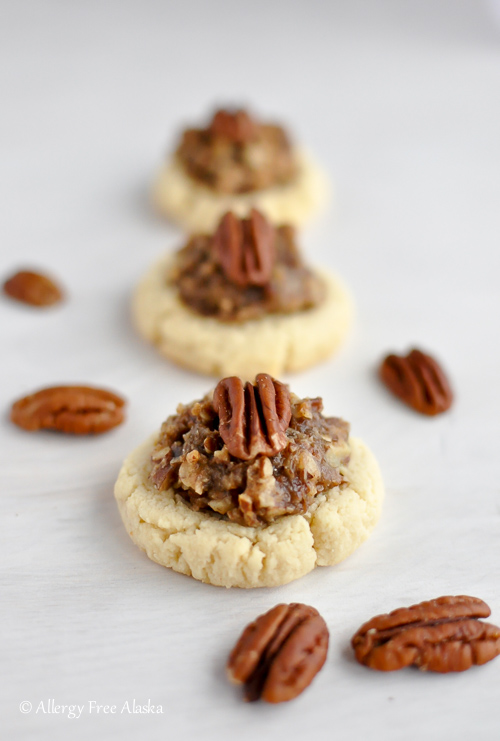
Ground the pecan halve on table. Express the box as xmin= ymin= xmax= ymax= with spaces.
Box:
xmin=11 ymin=385 xmax=126 ymax=435
xmin=227 ymin=603 xmax=329 ymax=703
xmin=379 ymin=348 xmax=453 ymax=415
xmin=3 ymin=269 xmax=64 ymax=307
xmin=351 ymin=595 xmax=500 ymax=672
xmin=213 ymin=373 xmax=291 ymax=460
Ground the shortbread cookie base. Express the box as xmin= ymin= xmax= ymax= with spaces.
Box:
xmin=114 ymin=435 xmax=384 ymax=589
xmin=152 ymin=150 xmax=330 ymax=232
xmin=132 ymin=254 xmax=353 ymax=379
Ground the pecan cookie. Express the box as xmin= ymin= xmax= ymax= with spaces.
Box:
xmin=133 ymin=211 xmax=352 ymax=378
xmin=114 ymin=375 xmax=383 ymax=588
xmin=153 ymin=107 xmax=329 ymax=231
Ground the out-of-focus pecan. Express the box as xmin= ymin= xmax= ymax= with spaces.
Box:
xmin=227 ymin=603 xmax=329 ymax=703
xmin=379 ymin=348 xmax=453 ymax=415
xmin=352 ymin=595 xmax=500 ymax=672
xmin=208 ymin=108 xmax=258 ymax=143
xmin=213 ymin=209 xmax=276 ymax=287
xmin=3 ymin=269 xmax=64 ymax=307
xmin=11 ymin=385 xmax=126 ymax=435
xmin=213 ymin=373 xmax=291 ymax=460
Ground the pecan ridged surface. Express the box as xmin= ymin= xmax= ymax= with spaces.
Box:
xmin=3 ymin=269 xmax=63 ymax=307
xmin=213 ymin=373 xmax=291 ymax=460
xmin=352 ymin=595 xmax=500 ymax=672
xmin=213 ymin=209 xmax=276 ymax=287
xmin=209 ymin=109 xmax=258 ymax=143
xmin=11 ymin=385 xmax=126 ymax=435
xmin=379 ymin=348 xmax=453 ymax=415
xmin=227 ymin=603 xmax=329 ymax=703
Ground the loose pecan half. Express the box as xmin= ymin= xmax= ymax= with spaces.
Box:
xmin=213 ymin=209 xmax=276 ymax=287
xmin=227 ymin=603 xmax=329 ymax=703
xmin=209 ymin=108 xmax=258 ymax=143
xmin=213 ymin=373 xmax=291 ymax=460
xmin=11 ymin=385 xmax=126 ymax=435
xmin=379 ymin=348 xmax=453 ymax=415
xmin=352 ymin=595 xmax=500 ymax=672
xmin=3 ymin=269 xmax=63 ymax=307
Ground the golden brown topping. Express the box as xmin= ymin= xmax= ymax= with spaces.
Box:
xmin=176 ymin=109 xmax=296 ymax=194
xmin=379 ymin=348 xmax=453 ymax=415
xmin=351 ymin=596 xmax=500 ymax=672
xmin=227 ymin=603 xmax=329 ymax=703
xmin=172 ymin=222 xmax=324 ymax=323
xmin=150 ymin=392 xmax=349 ymax=527
xmin=208 ymin=109 xmax=258 ymax=144
xmin=11 ymin=385 xmax=126 ymax=435
xmin=3 ymin=269 xmax=64 ymax=307
xmin=213 ymin=209 xmax=276 ymax=287
xmin=213 ymin=373 xmax=291 ymax=460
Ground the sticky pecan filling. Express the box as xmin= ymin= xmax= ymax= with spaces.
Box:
xmin=175 ymin=109 xmax=297 ymax=194
xmin=150 ymin=393 xmax=350 ymax=528
xmin=170 ymin=223 xmax=325 ymax=323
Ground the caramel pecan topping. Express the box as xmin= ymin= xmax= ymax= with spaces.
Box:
xmin=213 ymin=373 xmax=291 ymax=461
xmin=352 ymin=595 xmax=500 ymax=673
xmin=3 ymin=269 xmax=63 ymax=307
xmin=150 ymin=393 xmax=349 ymax=527
xmin=379 ymin=348 xmax=453 ymax=415
xmin=213 ymin=209 xmax=276 ymax=287
xmin=209 ymin=108 xmax=258 ymax=143
xmin=11 ymin=385 xmax=126 ymax=435
xmin=227 ymin=603 xmax=329 ymax=703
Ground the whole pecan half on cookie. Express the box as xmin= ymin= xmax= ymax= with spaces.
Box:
xmin=379 ymin=348 xmax=453 ymax=415
xmin=11 ymin=385 xmax=126 ymax=435
xmin=213 ymin=209 xmax=276 ymax=287
xmin=352 ymin=595 xmax=500 ymax=672
xmin=213 ymin=373 xmax=291 ymax=460
xmin=228 ymin=603 xmax=329 ymax=703
xmin=209 ymin=108 xmax=258 ymax=144
xmin=3 ymin=269 xmax=63 ymax=307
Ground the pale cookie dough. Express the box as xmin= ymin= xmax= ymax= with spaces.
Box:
xmin=133 ymin=253 xmax=353 ymax=379
xmin=114 ymin=435 xmax=384 ymax=589
xmin=153 ymin=150 xmax=330 ymax=233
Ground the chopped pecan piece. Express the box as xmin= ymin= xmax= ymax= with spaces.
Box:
xmin=213 ymin=373 xmax=291 ymax=460
xmin=227 ymin=603 xmax=329 ymax=703
xmin=213 ymin=209 xmax=276 ymax=287
xmin=3 ymin=269 xmax=63 ymax=307
xmin=209 ymin=109 xmax=258 ymax=143
xmin=11 ymin=385 xmax=126 ymax=435
xmin=379 ymin=348 xmax=453 ymax=415
xmin=352 ymin=595 xmax=500 ymax=672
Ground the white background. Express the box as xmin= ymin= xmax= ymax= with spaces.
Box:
xmin=1 ymin=1 xmax=500 ymax=739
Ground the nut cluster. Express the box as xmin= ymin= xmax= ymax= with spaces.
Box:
xmin=351 ymin=595 xmax=500 ymax=672
xmin=213 ymin=209 xmax=276 ymax=287
xmin=227 ymin=603 xmax=329 ymax=703
xmin=379 ymin=348 xmax=453 ymax=415
xmin=213 ymin=373 xmax=291 ymax=460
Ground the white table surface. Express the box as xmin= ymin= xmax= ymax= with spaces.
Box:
xmin=2 ymin=1 xmax=500 ymax=739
